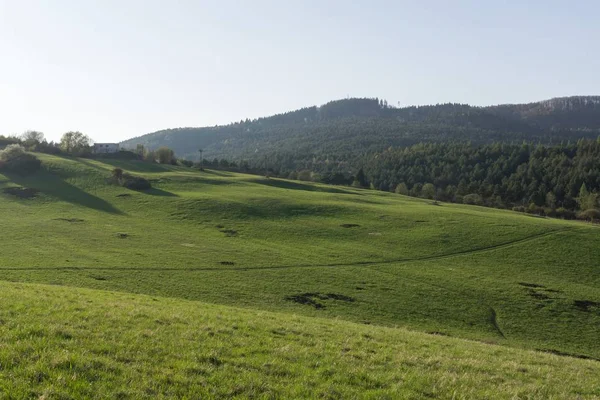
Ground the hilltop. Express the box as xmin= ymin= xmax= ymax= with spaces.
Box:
xmin=121 ymin=96 xmax=600 ymax=162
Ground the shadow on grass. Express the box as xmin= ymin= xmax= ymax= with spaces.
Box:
xmin=6 ymin=171 xmax=123 ymax=215
xmin=139 ymin=188 xmax=179 ymax=197
xmin=97 ymin=159 xmax=178 ymax=173
xmin=251 ymin=178 xmax=358 ymax=195
xmin=202 ymin=169 xmax=235 ymax=177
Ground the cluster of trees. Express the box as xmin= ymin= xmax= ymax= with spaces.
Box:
xmin=1 ymin=131 xmax=93 ymax=156
xmin=358 ymin=140 xmax=600 ymax=212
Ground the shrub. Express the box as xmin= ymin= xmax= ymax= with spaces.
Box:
xmin=526 ymin=203 xmax=545 ymax=216
xmin=122 ymin=174 xmax=151 ymax=191
xmin=555 ymin=207 xmax=576 ymax=220
xmin=577 ymin=209 xmax=600 ymax=222
xmin=112 ymin=168 xmax=124 ymax=181
xmin=512 ymin=206 xmax=526 ymax=213
xmin=0 ymin=144 xmax=41 ymax=175
xmin=463 ymin=193 xmax=483 ymax=205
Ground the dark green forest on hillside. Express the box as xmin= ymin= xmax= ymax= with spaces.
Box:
xmin=118 ymin=96 xmax=600 ymax=214
xmin=122 ymin=96 xmax=600 ymax=162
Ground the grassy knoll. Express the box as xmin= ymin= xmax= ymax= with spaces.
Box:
xmin=0 ymin=281 xmax=599 ymax=399
xmin=0 ymin=154 xmax=599 ymax=363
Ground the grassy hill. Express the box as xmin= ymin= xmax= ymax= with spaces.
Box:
xmin=0 ymin=154 xmax=599 ymax=397
xmin=1 ymin=281 xmax=599 ymax=399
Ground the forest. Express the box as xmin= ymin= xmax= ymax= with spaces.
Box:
xmin=233 ymin=139 xmax=600 ymax=217
xmin=122 ymin=96 xmax=600 ymax=162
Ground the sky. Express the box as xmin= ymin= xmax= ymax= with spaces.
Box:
xmin=1 ymin=1 xmax=599 ymax=143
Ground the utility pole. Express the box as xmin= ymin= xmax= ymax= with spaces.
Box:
xmin=198 ymin=149 xmax=204 ymax=171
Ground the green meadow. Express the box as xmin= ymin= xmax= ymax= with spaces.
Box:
xmin=0 ymin=154 xmax=599 ymax=398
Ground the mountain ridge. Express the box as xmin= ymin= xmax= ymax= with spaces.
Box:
xmin=121 ymin=95 xmax=600 ymax=161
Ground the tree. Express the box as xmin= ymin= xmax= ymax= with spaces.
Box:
xmin=353 ymin=168 xmax=368 ymax=188
xmin=135 ymin=144 xmax=146 ymax=157
xmin=156 ymin=147 xmax=175 ymax=164
xmin=421 ymin=183 xmax=436 ymax=199
xmin=394 ymin=182 xmax=409 ymax=195
xmin=577 ymin=183 xmax=598 ymax=211
xmin=112 ymin=168 xmax=124 ymax=183
xmin=60 ymin=131 xmax=92 ymax=155
xmin=20 ymin=130 xmax=45 ymax=144
xmin=546 ymin=191 xmax=557 ymax=209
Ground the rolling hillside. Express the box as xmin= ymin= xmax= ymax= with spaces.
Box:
xmin=121 ymin=96 xmax=600 ymax=162
xmin=0 ymin=154 xmax=599 ymax=397
xmin=1 ymin=281 xmax=599 ymax=399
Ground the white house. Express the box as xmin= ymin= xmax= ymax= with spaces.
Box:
xmin=93 ymin=143 xmax=120 ymax=154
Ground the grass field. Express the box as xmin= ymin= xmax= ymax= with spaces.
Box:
xmin=0 ymin=154 xmax=599 ymax=397
xmin=1 ymin=281 xmax=599 ymax=399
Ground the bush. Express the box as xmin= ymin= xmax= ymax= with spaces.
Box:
xmin=577 ymin=209 xmax=600 ymax=222
xmin=511 ymin=206 xmax=526 ymax=213
xmin=555 ymin=207 xmax=576 ymax=220
xmin=463 ymin=193 xmax=483 ymax=205
xmin=112 ymin=168 xmax=124 ymax=181
xmin=0 ymin=144 xmax=41 ymax=175
xmin=122 ymin=174 xmax=151 ymax=191
xmin=526 ymin=203 xmax=545 ymax=216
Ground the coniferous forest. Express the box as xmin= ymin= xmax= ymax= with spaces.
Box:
xmin=122 ymin=96 xmax=600 ymax=215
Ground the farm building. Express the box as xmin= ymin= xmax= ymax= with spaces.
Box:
xmin=94 ymin=143 xmax=120 ymax=154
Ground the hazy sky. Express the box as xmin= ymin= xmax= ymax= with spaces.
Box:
xmin=1 ymin=1 xmax=599 ymax=143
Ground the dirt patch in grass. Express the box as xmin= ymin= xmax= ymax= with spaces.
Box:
xmin=2 ymin=187 xmax=39 ymax=199
xmin=573 ymin=300 xmax=600 ymax=312
xmin=220 ymin=229 xmax=238 ymax=237
xmin=340 ymin=224 xmax=360 ymax=228
xmin=116 ymin=193 xmax=132 ymax=198
xmin=526 ymin=290 xmax=550 ymax=300
xmin=220 ymin=261 xmax=235 ymax=266
xmin=285 ymin=292 xmax=355 ymax=309
xmin=116 ymin=233 xmax=129 ymax=239
xmin=54 ymin=218 xmax=85 ymax=223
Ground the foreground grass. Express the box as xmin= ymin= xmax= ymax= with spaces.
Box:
xmin=0 ymin=154 xmax=599 ymax=360
xmin=0 ymin=281 xmax=598 ymax=399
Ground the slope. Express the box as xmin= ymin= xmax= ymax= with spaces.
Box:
xmin=0 ymin=154 xmax=599 ymax=360
xmin=1 ymin=281 xmax=599 ymax=399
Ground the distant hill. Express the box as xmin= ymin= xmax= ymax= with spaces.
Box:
xmin=121 ymin=96 xmax=600 ymax=161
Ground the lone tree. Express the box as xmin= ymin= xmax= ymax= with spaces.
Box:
xmin=156 ymin=147 xmax=175 ymax=164
xmin=20 ymin=130 xmax=45 ymax=144
xmin=60 ymin=131 xmax=92 ymax=155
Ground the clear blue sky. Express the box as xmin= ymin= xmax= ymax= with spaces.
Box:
xmin=1 ymin=0 xmax=599 ymax=143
